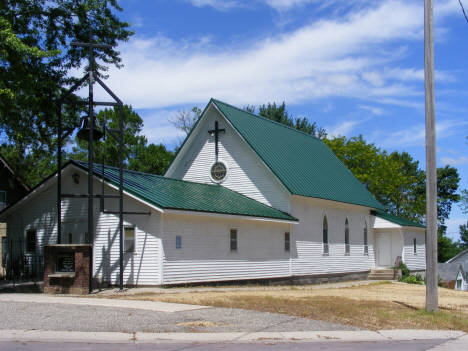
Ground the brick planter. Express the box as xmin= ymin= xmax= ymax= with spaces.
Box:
xmin=43 ymin=244 xmax=92 ymax=295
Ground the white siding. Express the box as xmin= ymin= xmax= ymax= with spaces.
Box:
xmin=162 ymin=212 xmax=291 ymax=284
xmin=290 ymin=196 xmax=376 ymax=275
xmin=167 ymin=105 xmax=291 ymax=213
xmin=5 ymin=166 xmax=161 ymax=285
xmin=403 ymin=229 xmax=426 ymax=271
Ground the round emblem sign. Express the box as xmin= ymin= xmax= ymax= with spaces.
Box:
xmin=211 ymin=162 xmax=227 ymax=182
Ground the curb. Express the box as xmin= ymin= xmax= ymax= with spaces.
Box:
xmin=0 ymin=330 xmax=465 ymax=344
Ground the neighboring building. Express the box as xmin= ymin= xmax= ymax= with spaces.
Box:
xmin=438 ymin=262 xmax=467 ymax=290
xmin=0 ymin=154 xmax=29 ymax=275
xmin=0 ymin=99 xmax=426 ymax=286
xmin=445 ymin=248 xmax=468 ymax=290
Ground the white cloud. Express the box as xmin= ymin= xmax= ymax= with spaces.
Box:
xmin=372 ymin=120 xmax=467 ymax=149
xmin=95 ymin=1 xmax=446 ymax=110
xmin=185 ymin=0 xmax=242 ymax=11
xmin=440 ymin=156 xmax=468 ymax=166
xmin=326 ymin=118 xmax=368 ymax=137
xmin=359 ymin=105 xmax=385 ymax=115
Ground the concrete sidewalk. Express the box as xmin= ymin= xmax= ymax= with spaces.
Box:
xmin=0 ymin=329 xmax=466 ymax=344
xmin=0 ymin=293 xmax=210 ymax=312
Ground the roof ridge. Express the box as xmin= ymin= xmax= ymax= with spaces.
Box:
xmin=211 ymin=98 xmax=322 ymax=141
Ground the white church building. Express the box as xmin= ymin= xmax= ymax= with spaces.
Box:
xmin=0 ymin=99 xmax=426 ymax=286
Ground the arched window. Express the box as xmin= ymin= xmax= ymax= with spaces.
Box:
xmin=344 ymin=218 xmax=350 ymax=254
xmin=363 ymin=221 xmax=368 ymax=254
xmin=323 ymin=215 xmax=329 ymax=254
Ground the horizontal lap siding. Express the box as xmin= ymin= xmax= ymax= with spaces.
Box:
xmin=6 ymin=168 xmax=161 ymax=286
xmin=290 ymin=196 xmax=375 ymax=275
xmin=172 ymin=109 xmax=290 ymax=213
xmin=162 ymin=213 xmax=290 ymax=284
xmin=403 ymin=229 xmax=426 ymax=271
xmin=293 ymin=242 xmax=375 ymax=275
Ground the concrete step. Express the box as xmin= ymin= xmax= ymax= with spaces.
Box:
xmin=367 ymin=269 xmax=396 ymax=280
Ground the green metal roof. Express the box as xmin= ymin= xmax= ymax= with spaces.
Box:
xmin=210 ymin=99 xmax=385 ymax=210
xmin=373 ymin=210 xmax=425 ymax=228
xmin=73 ymin=160 xmax=297 ymax=221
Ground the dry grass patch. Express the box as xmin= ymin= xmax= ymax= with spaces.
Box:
xmin=96 ymin=282 xmax=468 ymax=332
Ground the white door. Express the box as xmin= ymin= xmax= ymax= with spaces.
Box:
xmin=377 ymin=233 xmax=391 ymax=267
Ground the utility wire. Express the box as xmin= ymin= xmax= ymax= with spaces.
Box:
xmin=460 ymin=0 xmax=468 ymax=23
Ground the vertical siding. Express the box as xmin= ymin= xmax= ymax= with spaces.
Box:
xmin=403 ymin=229 xmax=426 ymax=271
xmin=290 ymin=196 xmax=376 ymax=275
xmin=5 ymin=167 xmax=161 ymax=285
xmin=169 ymin=107 xmax=291 ymax=213
xmin=162 ymin=213 xmax=291 ymax=284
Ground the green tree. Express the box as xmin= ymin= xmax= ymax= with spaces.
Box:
xmin=245 ymin=102 xmax=327 ymax=138
xmin=0 ymin=0 xmax=133 ymax=186
xmin=323 ymin=135 xmax=413 ymax=216
xmin=436 ymin=165 xmax=461 ymax=224
xmin=459 ymin=223 xmax=468 ymax=250
xmin=438 ymin=226 xmax=462 ymax=262
xmin=71 ymin=105 xmax=173 ymax=176
xmin=324 ymin=136 xmax=461 ymax=225
xmin=460 ymin=189 xmax=468 ymax=214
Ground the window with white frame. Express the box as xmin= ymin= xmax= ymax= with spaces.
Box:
xmin=230 ymin=228 xmax=237 ymax=252
xmin=344 ymin=218 xmax=350 ymax=254
xmin=124 ymin=227 xmax=135 ymax=252
xmin=363 ymin=221 xmax=368 ymax=254
xmin=285 ymin=232 xmax=290 ymax=252
xmin=26 ymin=230 xmax=36 ymax=254
xmin=323 ymin=215 xmax=329 ymax=254
xmin=413 ymin=238 xmax=417 ymax=254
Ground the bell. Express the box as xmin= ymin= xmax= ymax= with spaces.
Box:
xmin=76 ymin=115 xmax=104 ymax=141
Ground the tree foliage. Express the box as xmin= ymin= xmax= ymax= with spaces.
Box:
xmin=0 ymin=0 xmax=133 ymax=186
xmin=438 ymin=226 xmax=462 ymax=262
xmin=245 ymin=102 xmax=327 ymax=139
xmin=459 ymin=224 xmax=468 ymax=250
xmin=323 ymin=135 xmax=460 ymax=226
xmin=71 ymin=105 xmax=173 ymax=176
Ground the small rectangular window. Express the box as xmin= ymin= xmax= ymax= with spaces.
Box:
xmin=413 ymin=238 xmax=417 ymax=254
xmin=176 ymin=235 xmax=182 ymax=249
xmin=68 ymin=232 xmax=73 ymax=244
xmin=285 ymin=232 xmax=290 ymax=252
xmin=84 ymin=232 xmax=89 ymax=244
xmin=0 ymin=191 xmax=6 ymax=204
xmin=124 ymin=227 xmax=135 ymax=252
xmin=26 ymin=230 xmax=36 ymax=254
xmin=230 ymin=228 xmax=237 ymax=252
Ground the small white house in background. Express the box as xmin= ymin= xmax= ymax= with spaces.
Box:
xmin=0 ymin=99 xmax=426 ymax=286
xmin=446 ymin=249 xmax=468 ymax=290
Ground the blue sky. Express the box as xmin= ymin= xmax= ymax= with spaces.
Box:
xmin=85 ymin=0 xmax=467 ymax=240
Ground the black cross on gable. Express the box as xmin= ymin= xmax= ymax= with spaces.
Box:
xmin=208 ymin=121 xmax=226 ymax=157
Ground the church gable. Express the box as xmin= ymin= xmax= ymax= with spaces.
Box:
xmin=166 ymin=103 xmax=291 ymax=213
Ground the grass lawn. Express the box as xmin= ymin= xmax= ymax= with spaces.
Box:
xmin=95 ymin=282 xmax=468 ymax=332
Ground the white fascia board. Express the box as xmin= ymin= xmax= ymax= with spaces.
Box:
xmin=164 ymin=209 xmax=298 ymax=224
xmin=211 ymin=103 xmax=291 ymax=197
